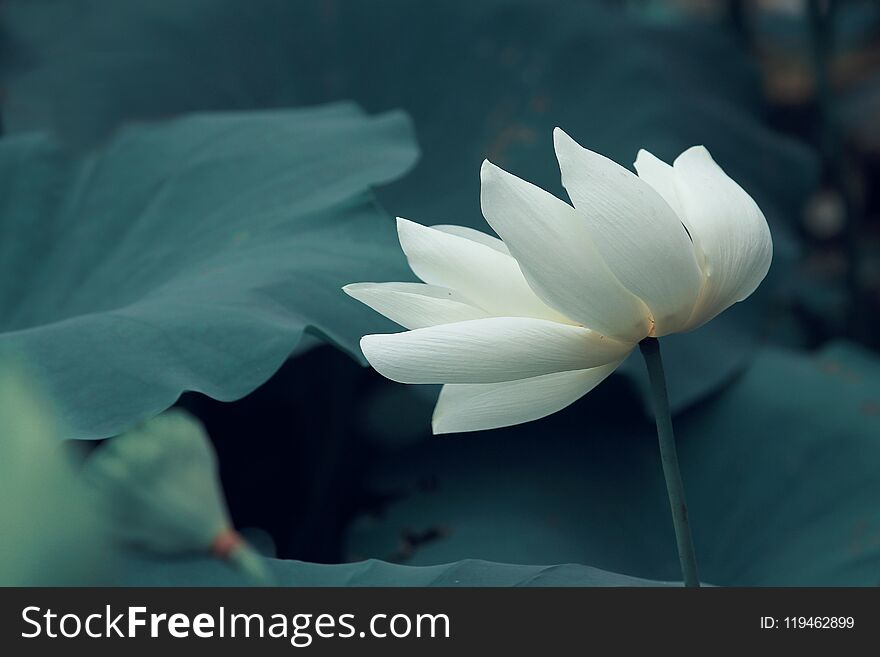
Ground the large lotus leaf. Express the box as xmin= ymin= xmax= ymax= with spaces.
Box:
xmin=348 ymin=343 xmax=880 ymax=586
xmin=119 ymin=555 xmax=677 ymax=587
xmin=0 ymin=104 xmax=417 ymax=439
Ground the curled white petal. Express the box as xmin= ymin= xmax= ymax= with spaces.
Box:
xmin=432 ymin=358 xmax=626 ymax=434
xmin=554 ymin=128 xmax=703 ymax=336
xmin=360 ymin=317 xmax=632 ymax=384
xmin=343 ymin=282 xmax=490 ymax=330
xmin=671 ymin=146 xmax=773 ymax=330
xmin=480 ymin=160 xmax=651 ymax=342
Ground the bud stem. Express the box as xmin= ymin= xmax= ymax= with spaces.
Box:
xmin=638 ymin=337 xmax=700 ymax=587
xmin=224 ymin=541 xmax=273 ymax=586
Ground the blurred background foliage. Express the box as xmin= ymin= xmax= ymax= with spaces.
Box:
xmin=0 ymin=0 xmax=878 ymax=585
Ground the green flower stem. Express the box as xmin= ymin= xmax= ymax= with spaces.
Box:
xmin=639 ymin=337 xmax=700 ymax=588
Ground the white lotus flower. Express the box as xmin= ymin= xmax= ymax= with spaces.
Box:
xmin=345 ymin=129 xmax=772 ymax=434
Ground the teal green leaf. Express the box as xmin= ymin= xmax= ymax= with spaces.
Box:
xmin=0 ymin=364 xmax=110 ymax=585
xmin=349 ymin=344 xmax=880 ymax=586
xmin=119 ymin=555 xmax=678 ymax=587
xmin=0 ymin=104 xmax=417 ymax=439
